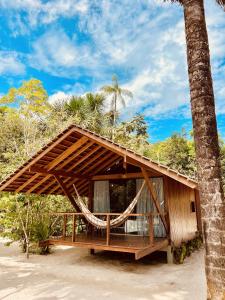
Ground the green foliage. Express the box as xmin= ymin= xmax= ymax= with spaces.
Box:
xmin=0 ymin=77 xmax=224 ymax=258
xmin=146 ymin=131 xmax=196 ymax=177
xmin=173 ymin=233 xmax=203 ymax=264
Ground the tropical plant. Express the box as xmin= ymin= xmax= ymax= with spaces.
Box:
xmin=164 ymin=0 xmax=225 ymax=298
xmin=101 ymin=75 xmax=133 ymax=138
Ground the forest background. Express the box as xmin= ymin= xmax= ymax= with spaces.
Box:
xmin=0 ymin=78 xmax=224 ymax=254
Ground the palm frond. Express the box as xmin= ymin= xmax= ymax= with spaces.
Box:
xmin=101 ymin=86 xmax=116 ymax=95
xmin=119 ymin=94 xmax=126 ymax=108
xmin=121 ymin=88 xmax=133 ymax=98
xmin=216 ymin=0 xmax=225 ymax=8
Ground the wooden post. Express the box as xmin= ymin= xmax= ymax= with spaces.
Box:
xmin=88 ymin=181 xmax=94 ymax=236
xmin=63 ymin=214 xmax=67 ymax=239
xmin=141 ymin=168 xmax=168 ymax=233
xmin=106 ymin=214 xmax=110 ymax=246
xmin=72 ymin=214 xmax=76 ymax=242
xmin=163 ymin=176 xmax=171 ymax=240
xmin=54 ymin=175 xmax=80 ymax=211
xmin=167 ymin=245 xmax=174 ymax=264
xmin=149 ymin=214 xmax=154 ymax=245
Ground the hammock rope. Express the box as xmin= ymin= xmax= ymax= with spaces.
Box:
xmin=72 ymin=181 xmax=146 ymax=229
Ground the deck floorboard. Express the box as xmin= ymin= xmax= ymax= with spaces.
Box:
xmin=43 ymin=233 xmax=168 ymax=259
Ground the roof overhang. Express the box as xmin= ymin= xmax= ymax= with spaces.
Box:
xmin=0 ymin=125 xmax=198 ymax=197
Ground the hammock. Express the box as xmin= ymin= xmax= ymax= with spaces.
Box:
xmin=73 ymin=181 xmax=146 ymax=229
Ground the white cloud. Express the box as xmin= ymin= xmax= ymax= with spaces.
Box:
xmin=0 ymin=51 xmax=25 ymax=75
xmin=0 ymin=0 xmax=89 ymax=30
xmin=1 ymin=0 xmax=225 ymax=121
xmin=29 ymin=28 xmax=101 ymax=77
xmin=48 ymin=91 xmax=71 ymax=104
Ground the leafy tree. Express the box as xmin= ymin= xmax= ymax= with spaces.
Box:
xmin=0 ymin=193 xmax=73 ymax=257
xmin=146 ymin=132 xmax=196 ymax=177
xmin=114 ymin=114 xmax=149 ymax=153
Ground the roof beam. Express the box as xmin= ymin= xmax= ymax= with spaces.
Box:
xmin=54 ymin=176 xmax=79 ymax=211
xmin=92 ymin=171 xmax=156 ymax=181
xmin=72 ymin=127 xmax=198 ymax=189
xmin=0 ymin=127 xmax=77 ymax=191
xmin=26 ymin=136 xmax=89 ymax=194
xmin=141 ymin=168 xmax=168 ymax=233
xmin=16 ymin=173 xmax=40 ymax=193
xmin=29 ymin=166 xmax=88 ymax=180
xmin=36 ymin=145 xmax=103 ymax=195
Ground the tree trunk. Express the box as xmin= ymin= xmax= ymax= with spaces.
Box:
xmin=183 ymin=0 xmax=225 ymax=298
xmin=26 ymin=239 xmax=29 ymax=259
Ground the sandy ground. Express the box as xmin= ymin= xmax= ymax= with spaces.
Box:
xmin=0 ymin=238 xmax=206 ymax=300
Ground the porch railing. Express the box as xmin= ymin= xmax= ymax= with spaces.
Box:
xmin=49 ymin=212 xmax=165 ymax=247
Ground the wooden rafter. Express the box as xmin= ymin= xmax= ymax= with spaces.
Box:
xmin=39 ymin=146 xmax=105 ymax=195
xmin=26 ymin=136 xmax=89 ymax=194
xmin=92 ymin=172 xmax=154 ymax=181
xmin=36 ymin=142 xmax=97 ymax=194
xmin=47 ymin=136 xmax=88 ymax=170
xmin=50 ymin=151 xmax=114 ymax=195
xmin=54 ymin=175 xmax=79 ymax=211
xmin=16 ymin=173 xmax=40 ymax=193
xmin=0 ymin=127 xmax=77 ymax=192
xmin=51 ymin=140 xmax=93 ymax=170
xmin=141 ymin=168 xmax=168 ymax=233
xmin=29 ymin=166 xmax=87 ymax=179
xmin=68 ymin=156 xmax=122 ymax=195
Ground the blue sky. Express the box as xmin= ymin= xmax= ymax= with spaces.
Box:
xmin=0 ymin=0 xmax=224 ymax=142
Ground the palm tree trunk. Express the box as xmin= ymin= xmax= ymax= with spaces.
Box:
xmin=183 ymin=0 xmax=225 ymax=298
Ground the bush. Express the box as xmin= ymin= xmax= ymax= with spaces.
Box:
xmin=173 ymin=233 xmax=203 ymax=264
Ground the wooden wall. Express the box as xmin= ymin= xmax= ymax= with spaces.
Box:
xmin=165 ymin=177 xmax=198 ymax=246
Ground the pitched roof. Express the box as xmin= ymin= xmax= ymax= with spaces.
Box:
xmin=0 ymin=124 xmax=198 ymax=196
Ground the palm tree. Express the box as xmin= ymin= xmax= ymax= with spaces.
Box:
xmin=165 ymin=0 xmax=225 ymax=298
xmin=101 ymin=75 xmax=133 ymax=128
xmin=85 ymin=92 xmax=105 ymax=114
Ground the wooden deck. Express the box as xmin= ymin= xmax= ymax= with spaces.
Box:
xmin=42 ymin=234 xmax=169 ymax=260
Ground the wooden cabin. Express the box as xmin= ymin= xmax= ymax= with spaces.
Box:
xmin=0 ymin=125 xmax=201 ymax=261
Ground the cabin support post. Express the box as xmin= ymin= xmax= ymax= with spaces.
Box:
xmin=167 ymin=245 xmax=174 ymax=264
xmin=149 ymin=213 xmax=154 ymax=245
xmin=163 ymin=176 xmax=171 ymax=240
xmin=106 ymin=214 xmax=110 ymax=246
xmin=141 ymin=168 xmax=168 ymax=233
xmin=63 ymin=215 xmax=67 ymax=239
xmin=72 ymin=214 xmax=76 ymax=242
xmin=54 ymin=175 xmax=80 ymax=211
xmin=88 ymin=181 xmax=94 ymax=255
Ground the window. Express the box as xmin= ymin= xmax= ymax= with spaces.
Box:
xmin=109 ymin=179 xmax=136 ymax=213
xmin=190 ymin=200 xmax=196 ymax=213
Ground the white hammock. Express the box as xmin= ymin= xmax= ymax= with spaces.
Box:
xmin=73 ymin=181 xmax=145 ymax=229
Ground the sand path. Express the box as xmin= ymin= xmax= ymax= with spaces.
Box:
xmin=0 ymin=238 xmax=206 ymax=300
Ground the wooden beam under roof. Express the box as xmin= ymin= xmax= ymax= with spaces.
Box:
xmin=72 ymin=127 xmax=198 ymax=189
xmin=46 ymin=136 xmax=88 ymax=170
xmin=49 ymin=150 xmax=114 ymax=195
xmin=36 ymin=145 xmax=103 ymax=195
xmin=67 ymin=156 xmax=123 ymax=195
xmin=16 ymin=173 xmax=40 ymax=193
xmin=54 ymin=176 xmax=79 ymax=211
xmin=0 ymin=126 xmax=77 ymax=192
xmin=92 ymin=171 xmax=156 ymax=181
xmin=25 ymin=136 xmax=89 ymax=194
xmin=127 ymin=157 xmax=197 ymax=189
xmin=141 ymin=168 xmax=168 ymax=233
xmin=29 ymin=166 xmax=88 ymax=180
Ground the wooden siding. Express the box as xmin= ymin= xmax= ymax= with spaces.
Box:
xmin=166 ymin=177 xmax=198 ymax=246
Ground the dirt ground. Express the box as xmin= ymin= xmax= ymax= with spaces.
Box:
xmin=0 ymin=238 xmax=206 ymax=300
